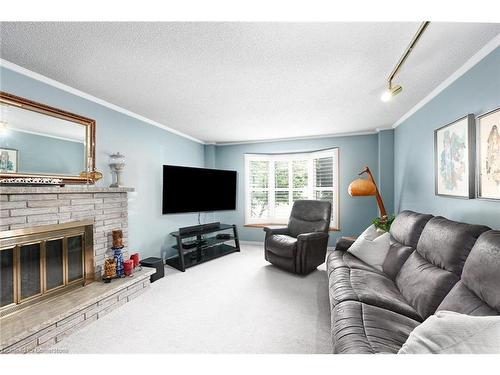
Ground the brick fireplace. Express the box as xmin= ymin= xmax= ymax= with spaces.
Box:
xmin=0 ymin=186 xmax=156 ymax=353
xmin=0 ymin=186 xmax=133 ymax=276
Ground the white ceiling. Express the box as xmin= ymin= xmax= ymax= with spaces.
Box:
xmin=0 ymin=22 xmax=499 ymax=143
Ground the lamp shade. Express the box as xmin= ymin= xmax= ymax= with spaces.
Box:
xmin=348 ymin=178 xmax=376 ymax=196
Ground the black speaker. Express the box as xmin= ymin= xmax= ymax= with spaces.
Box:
xmin=140 ymin=257 xmax=165 ymax=283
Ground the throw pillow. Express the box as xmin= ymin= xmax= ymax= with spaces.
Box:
xmin=359 ymin=224 xmax=386 ymax=241
xmin=347 ymin=225 xmax=390 ymax=271
xmin=398 ymin=311 xmax=500 ymax=354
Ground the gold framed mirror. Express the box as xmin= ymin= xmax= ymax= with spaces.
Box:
xmin=0 ymin=92 xmax=98 ymax=184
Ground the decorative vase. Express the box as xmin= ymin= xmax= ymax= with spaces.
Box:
xmin=113 ymin=247 xmax=125 ymax=277
xmin=109 ymin=152 xmax=126 ymax=188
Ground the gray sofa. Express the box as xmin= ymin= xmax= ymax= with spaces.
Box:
xmin=328 ymin=210 xmax=500 ymax=354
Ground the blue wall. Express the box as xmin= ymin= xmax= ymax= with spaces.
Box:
xmin=0 ymin=130 xmax=84 ymax=175
xmin=213 ymin=134 xmax=384 ymax=245
xmin=204 ymin=144 xmax=216 ymax=169
xmin=378 ymin=129 xmax=395 ymax=215
xmin=1 ymin=66 xmax=205 ymax=259
xmin=1 ymin=65 xmax=387 ymax=255
xmin=394 ymin=47 xmax=500 ymax=229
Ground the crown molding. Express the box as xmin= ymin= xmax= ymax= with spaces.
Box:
xmin=214 ymin=130 xmax=379 ymax=146
xmin=0 ymin=58 xmax=205 ymax=144
xmin=392 ymin=33 xmax=500 ymax=129
xmin=375 ymin=127 xmax=393 ymax=132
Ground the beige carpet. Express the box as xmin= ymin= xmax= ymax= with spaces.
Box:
xmin=53 ymin=243 xmax=332 ymax=353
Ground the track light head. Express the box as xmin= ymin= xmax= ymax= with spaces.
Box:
xmin=380 ymin=84 xmax=403 ymax=102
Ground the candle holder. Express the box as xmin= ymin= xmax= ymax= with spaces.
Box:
xmin=109 ymin=152 xmax=126 ymax=188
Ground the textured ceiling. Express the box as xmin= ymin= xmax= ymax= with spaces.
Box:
xmin=1 ymin=22 xmax=499 ymax=143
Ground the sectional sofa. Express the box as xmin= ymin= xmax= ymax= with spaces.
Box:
xmin=327 ymin=210 xmax=500 ymax=354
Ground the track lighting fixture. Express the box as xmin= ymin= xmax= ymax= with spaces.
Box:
xmin=380 ymin=84 xmax=403 ymax=102
xmin=381 ymin=21 xmax=430 ymax=102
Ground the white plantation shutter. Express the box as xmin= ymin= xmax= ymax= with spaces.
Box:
xmin=245 ymin=148 xmax=339 ymax=229
xmin=249 ymin=160 xmax=270 ymax=220
xmin=312 ymin=151 xmax=337 ymax=227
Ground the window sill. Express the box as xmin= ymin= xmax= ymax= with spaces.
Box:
xmin=244 ymin=223 xmax=340 ymax=232
xmin=244 ymin=223 xmax=286 ymax=228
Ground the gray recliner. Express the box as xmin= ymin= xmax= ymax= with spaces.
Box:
xmin=263 ymin=200 xmax=332 ymax=275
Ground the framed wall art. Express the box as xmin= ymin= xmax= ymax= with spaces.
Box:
xmin=434 ymin=114 xmax=475 ymax=199
xmin=477 ymin=107 xmax=500 ymax=200
xmin=0 ymin=147 xmax=18 ymax=173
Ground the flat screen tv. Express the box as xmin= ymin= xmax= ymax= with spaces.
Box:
xmin=162 ymin=165 xmax=237 ymax=214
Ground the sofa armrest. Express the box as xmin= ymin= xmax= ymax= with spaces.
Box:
xmin=296 ymin=232 xmax=330 ymax=273
xmin=335 ymin=237 xmax=356 ymax=251
xmin=263 ymin=226 xmax=289 ymax=236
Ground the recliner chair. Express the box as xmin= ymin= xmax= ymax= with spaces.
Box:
xmin=263 ymin=200 xmax=332 ymax=274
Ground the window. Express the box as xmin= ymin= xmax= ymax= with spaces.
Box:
xmin=245 ymin=148 xmax=339 ymax=229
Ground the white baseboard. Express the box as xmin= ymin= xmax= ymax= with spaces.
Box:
xmin=239 ymin=240 xmax=264 ymax=246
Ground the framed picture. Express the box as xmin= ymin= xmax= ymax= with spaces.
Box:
xmin=434 ymin=114 xmax=475 ymax=199
xmin=477 ymin=107 xmax=500 ymax=200
xmin=0 ymin=148 xmax=18 ymax=173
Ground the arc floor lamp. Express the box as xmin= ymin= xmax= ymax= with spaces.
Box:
xmin=348 ymin=166 xmax=387 ymax=219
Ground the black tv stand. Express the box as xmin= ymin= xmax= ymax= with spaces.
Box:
xmin=165 ymin=223 xmax=240 ymax=272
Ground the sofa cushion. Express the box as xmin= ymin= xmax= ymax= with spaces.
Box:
xmin=396 ymin=217 xmax=490 ymax=319
xmin=389 ymin=210 xmax=434 ymax=248
xmin=437 ymin=282 xmax=498 ymax=316
xmin=328 ymin=265 xmax=421 ymax=321
xmin=265 ymin=234 xmax=297 ymax=258
xmin=416 ymin=216 xmax=490 ymax=276
xmin=327 ymin=250 xmax=387 ymax=275
xmin=332 ymin=300 xmax=420 ymax=354
xmin=437 ymin=230 xmax=500 ymax=315
xmin=287 ymin=200 xmax=331 ymax=238
xmin=382 ymin=211 xmax=433 ymax=278
xmin=264 ymin=250 xmax=296 ymax=272
xmin=396 ymin=251 xmax=459 ymax=320
xmin=461 ymin=230 xmax=500 ymax=312
xmin=382 ymin=240 xmax=414 ymax=280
